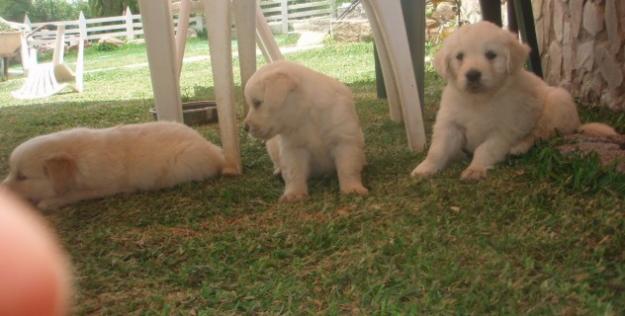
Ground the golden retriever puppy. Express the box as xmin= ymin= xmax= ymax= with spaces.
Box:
xmin=243 ymin=60 xmax=367 ymax=202
xmin=2 ymin=121 xmax=226 ymax=210
xmin=412 ymin=21 xmax=615 ymax=180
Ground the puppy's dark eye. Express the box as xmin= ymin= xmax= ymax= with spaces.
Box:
xmin=252 ymin=99 xmax=262 ymax=109
xmin=456 ymin=52 xmax=464 ymax=61
xmin=485 ymin=50 xmax=497 ymax=60
xmin=16 ymin=172 xmax=27 ymax=181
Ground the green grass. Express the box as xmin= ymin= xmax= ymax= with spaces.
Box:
xmin=1 ymin=40 xmax=625 ymax=315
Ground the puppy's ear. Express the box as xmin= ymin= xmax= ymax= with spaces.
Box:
xmin=433 ymin=44 xmax=451 ymax=79
xmin=43 ymin=154 xmax=77 ymax=195
xmin=506 ymin=32 xmax=531 ymax=73
xmin=263 ymin=71 xmax=298 ymax=107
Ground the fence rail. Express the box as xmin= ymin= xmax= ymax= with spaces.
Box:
xmin=261 ymin=0 xmax=335 ymax=33
xmin=13 ymin=0 xmax=336 ymax=46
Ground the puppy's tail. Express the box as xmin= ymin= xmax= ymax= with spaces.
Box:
xmin=577 ymin=122 xmax=620 ymax=138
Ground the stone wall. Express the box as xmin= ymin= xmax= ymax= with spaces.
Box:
xmin=534 ymin=0 xmax=625 ymax=110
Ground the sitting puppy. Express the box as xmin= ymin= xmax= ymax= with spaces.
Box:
xmin=243 ymin=60 xmax=367 ymax=202
xmin=412 ymin=21 xmax=616 ymax=180
xmin=2 ymin=121 xmax=226 ymax=209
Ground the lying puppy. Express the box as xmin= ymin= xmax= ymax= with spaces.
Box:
xmin=2 ymin=121 xmax=226 ymax=210
xmin=412 ymin=21 xmax=616 ymax=180
xmin=243 ymin=60 xmax=367 ymax=202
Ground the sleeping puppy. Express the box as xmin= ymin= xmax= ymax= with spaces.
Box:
xmin=412 ymin=21 xmax=616 ymax=180
xmin=243 ymin=60 xmax=367 ymax=202
xmin=2 ymin=121 xmax=226 ymax=210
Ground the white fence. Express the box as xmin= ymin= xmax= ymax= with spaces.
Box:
xmin=261 ymin=0 xmax=336 ymax=33
xmin=24 ymin=8 xmax=204 ymax=46
xmin=17 ymin=0 xmax=336 ymax=46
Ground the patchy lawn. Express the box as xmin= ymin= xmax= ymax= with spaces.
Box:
xmin=1 ymin=39 xmax=624 ymax=315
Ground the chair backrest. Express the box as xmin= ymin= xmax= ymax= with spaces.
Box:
xmin=51 ymin=24 xmax=65 ymax=66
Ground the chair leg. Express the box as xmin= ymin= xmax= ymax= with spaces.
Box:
xmin=513 ymin=0 xmax=543 ymax=78
xmin=233 ymin=0 xmax=257 ymax=111
xmin=373 ymin=46 xmax=386 ymax=99
xmin=255 ymin=4 xmax=283 ymax=62
xmin=175 ymin=0 xmax=191 ymax=78
xmin=401 ymin=0 xmax=425 ymax=110
xmin=137 ymin=0 xmax=183 ymax=122
xmin=362 ymin=0 xmax=402 ymax=122
xmin=202 ymin=0 xmax=242 ymax=175
xmin=479 ymin=0 xmax=502 ymax=26
xmin=507 ymin=0 xmax=518 ymax=33
xmin=365 ymin=0 xmax=427 ymax=152
xmin=52 ymin=25 xmax=65 ymax=66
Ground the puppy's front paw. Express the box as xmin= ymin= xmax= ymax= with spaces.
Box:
xmin=460 ymin=167 xmax=487 ymax=181
xmin=279 ymin=192 xmax=308 ymax=203
xmin=509 ymin=143 xmax=531 ymax=156
xmin=341 ymin=183 xmax=368 ymax=196
xmin=410 ymin=161 xmax=439 ymax=178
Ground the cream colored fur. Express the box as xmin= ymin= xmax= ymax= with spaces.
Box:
xmin=2 ymin=121 xmax=226 ymax=210
xmin=244 ymin=60 xmax=367 ymax=202
xmin=412 ymin=21 xmax=617 ymax=180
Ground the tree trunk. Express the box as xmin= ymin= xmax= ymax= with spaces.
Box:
xmin=534 ymin=0 xmax=625 ymax=110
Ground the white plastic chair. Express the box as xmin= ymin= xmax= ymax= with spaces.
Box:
xmin=363 ymin=0 xmax=426 ymax=152
xmin=138 ymin=0 xmax=283 ymax=175
xmin=12 ymin=13 xmax=86 ymax=100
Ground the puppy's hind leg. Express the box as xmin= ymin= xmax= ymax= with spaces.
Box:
xmin=334 ymin=143 xmax=368 ymax=195
xmin=509 ymin=134 xmax=536 ymax=156
xmin=411 ymin=122 xmax=464 ymax=177
xmin=164 ymin=142 xmax=230 ymax=188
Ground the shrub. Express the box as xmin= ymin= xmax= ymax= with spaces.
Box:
xmin=94 ymin=41 xmax=119 ymax=52
xmin=0 ymin=20 xmax=14 ymax=31
xmin=0 ymin=0 xmax=90 ymax=23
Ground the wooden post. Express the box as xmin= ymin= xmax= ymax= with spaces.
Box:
xmin=280 ymin=0 xmax=288 ymax=33
xmin=202 ymin=0 xmax=242 ymax=174
xmin=137 ymin=0 xmax=184 ymax=122
xmin=125 ymin=6 xmax=135 ymax=41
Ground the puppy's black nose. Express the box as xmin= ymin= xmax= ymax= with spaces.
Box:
xmin=243 ymin=123 xmax=250 ymax=132
xmin=465 ymin=69 xmax=482 ymax=83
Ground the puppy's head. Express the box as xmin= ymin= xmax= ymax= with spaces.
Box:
xmin=434 ymin=21 xmax=530 ymax=94
xmin=2 ymin=137 xmax=77 ymax=205
xmin=243 ymin=61 xmax=300 ymax=140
